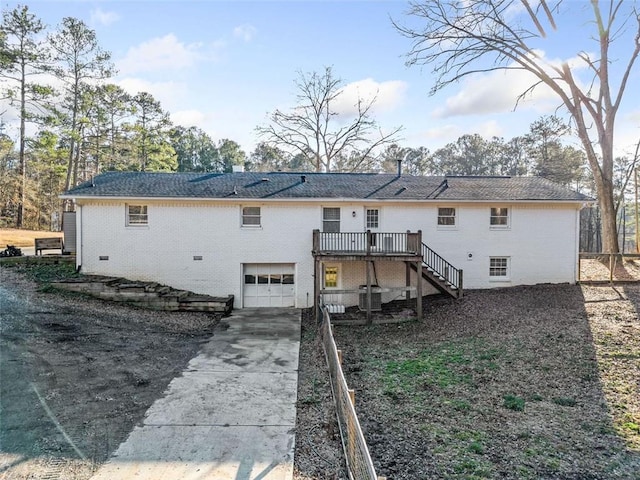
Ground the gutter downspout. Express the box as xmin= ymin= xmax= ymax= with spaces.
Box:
xmin=77 ymin=204 xmax=83 ymax=272
xmin=575 ymin=205 xmax=581 ymax=283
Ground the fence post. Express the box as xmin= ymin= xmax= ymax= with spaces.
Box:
xmin=609 ymin=254 xmax=614 ymax=283
xmin=348 ymin=411 xmax=356 ymax=475
xmin=348 ymin=389 xmax=355 ymax=406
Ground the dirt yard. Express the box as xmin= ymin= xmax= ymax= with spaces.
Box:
xmin=0 ymin=265 xmax=218 ymax=479
xmin=332 ymin=284 xmax=640 ymax=479
xmin=2 ymin=254 xmax=639 ymax=480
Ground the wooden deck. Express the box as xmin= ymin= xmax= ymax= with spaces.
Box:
xmin=312 ymin=230 xmax=422 ymax=258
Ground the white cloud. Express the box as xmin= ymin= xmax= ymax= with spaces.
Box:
xmin=233 ymin=24 xmax=257 ymax=42
xmin=415 ymin=120 xmax=503 ymax=148
xmin=333 ymin=78 xmax=408 ymax=117
xmin=117 ymin=78 xmax=187 ymax=111
xmin=419 ymin=124 xmax=462 ymax=142
xmin=433 ymin=68 xmax=558 ymax=118
xmin=171 ymin=109 xmax=208 ymax=128
xmin=90 ymin=8 xmax=120 ymax=27
xmin=475 ymin=120 xmax=503 ymax=138
xmin=117 ymin=34 xmax=204 ymax=75
xmin=433 ymin=50 xmax=592 ymax=118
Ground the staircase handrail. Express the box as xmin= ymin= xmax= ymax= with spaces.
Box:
xmin=421 ymin=243 xmax=463 ymax=292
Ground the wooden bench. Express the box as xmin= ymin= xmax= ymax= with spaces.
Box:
xmin=35 ymin=237 xmax=63 ymax=256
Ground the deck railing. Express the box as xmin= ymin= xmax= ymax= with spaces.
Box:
xmin=422 ymin=242 xmax=463 ymax=293
xmin=313 ymin=230 xmax=421 ymax=255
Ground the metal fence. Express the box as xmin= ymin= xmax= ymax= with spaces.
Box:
xmin=318 ymin=305 xmax=383 ymax=480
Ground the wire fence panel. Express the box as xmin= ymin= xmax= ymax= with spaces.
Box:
xmin=319 ymin=306 xmax=381 ymax=480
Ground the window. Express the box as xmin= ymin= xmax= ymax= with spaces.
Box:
xmin=437 ymin=207 xmax=456 ymax=226
xmin=127 ymin=205 xmax=148 ymax=225
xmin=242 ymin=206 xmax=261 ymax=227
xmin=489 ymin=257 xmax=509 ymax=278
xmin=323 ymin=207 xmax=340 ymax=232
xmin=324 ymin=265 xmax=339 ymax=288
xmin=366 ymin=209 xmax=379 ymax=229
xmin=490 ymin=207 xmax=509 ymax=227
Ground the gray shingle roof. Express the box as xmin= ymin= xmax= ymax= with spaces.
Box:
xmin=62 ymin=171 xmax=592 ymax=202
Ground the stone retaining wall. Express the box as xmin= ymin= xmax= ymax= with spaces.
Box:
xmin=51 ymin=277 xmax=234 ymax=315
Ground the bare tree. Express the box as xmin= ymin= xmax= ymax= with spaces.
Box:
xmin=395 ymin=0 xmax=640 ymax=253
xmin=257 ymin=66 xmax=402 ymax=172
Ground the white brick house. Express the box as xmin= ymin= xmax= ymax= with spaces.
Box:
xmin=61 ymin=172 xmax=589 ymax=312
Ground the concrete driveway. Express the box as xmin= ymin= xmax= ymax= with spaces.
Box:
xmin=91 ymin=308 xmax=301 ymax=480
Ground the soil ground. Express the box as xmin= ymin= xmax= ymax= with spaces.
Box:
xmin=0 ymin=265 xmax=218 ymax=479
xmin=331 ymin=283 xmax=640 ymax=479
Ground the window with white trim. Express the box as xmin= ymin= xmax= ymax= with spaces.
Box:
xmin=437 ymin=207 xmax=456 ymax=226
xmin=127 ymin=205 xmax=148 ymax=225
xmin=323 ymin=265 xmax=339 ymax=288
xmin=242 ymin=206 xmax=261 ymax=227
xmin=490 ymin=207 xmax=509 ymax=227
xmin=366 ymin=208 xmax=379 ymax=229
xmin=323 ymin=207 xmax=340 ymax=233
xmin=489 ymin=257 xmax=509 ymax=279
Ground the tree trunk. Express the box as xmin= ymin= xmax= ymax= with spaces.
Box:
xmin=16 ymin=63 xmax=27 ymax=229
xmin=599 ymin=178 xmax=620 ymax=254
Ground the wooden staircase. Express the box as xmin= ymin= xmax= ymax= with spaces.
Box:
xmin=411 ymin=243 xmax=463 ymax=299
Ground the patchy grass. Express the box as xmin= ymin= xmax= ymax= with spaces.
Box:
xmin=333 ymin=284 xmax=640 ymax=479
xmin=0 ymin=228 xmax=62 ymax=247
xmin=2 ymin=260 xmax=78 ymax=283
xmin=503 ymin=395 xmax=526 ymax=412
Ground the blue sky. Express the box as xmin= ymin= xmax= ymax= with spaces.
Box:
xmin=3 ymin=0 xmax=640 ymax=158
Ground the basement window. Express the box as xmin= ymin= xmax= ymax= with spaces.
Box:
xmin=126 ymin=205 xmax=148 ymax=226
xmin=489 ymin=257 xmax=510 ymax=280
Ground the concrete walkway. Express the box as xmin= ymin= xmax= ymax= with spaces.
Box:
xmin=91 ymin=308 xmax=301 ymax=480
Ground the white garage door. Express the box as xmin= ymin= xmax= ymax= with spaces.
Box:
xmin=243 ymin=263 xmax=295 ymax=307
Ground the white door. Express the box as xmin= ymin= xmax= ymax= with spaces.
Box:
xmin=365 ymin=207 xmax=381 ymax=250
xmin=243 ymin=263 xmax=295 ymax=307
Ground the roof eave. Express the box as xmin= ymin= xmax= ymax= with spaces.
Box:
xmin=60 ymin=194 xmax=592 ymax=204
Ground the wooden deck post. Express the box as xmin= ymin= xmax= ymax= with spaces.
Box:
xmin=405 ymin=262 xmax=411 ymax=303
xmin=416 ymin=230 xmax=423 ymax=318
xmin=416 ymin=259 xmax=423 ymax=318
xmin=366 ymin=260 xmax=372 ymax=324
xmin=314 ymin=256 xmax=321 ymax=322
